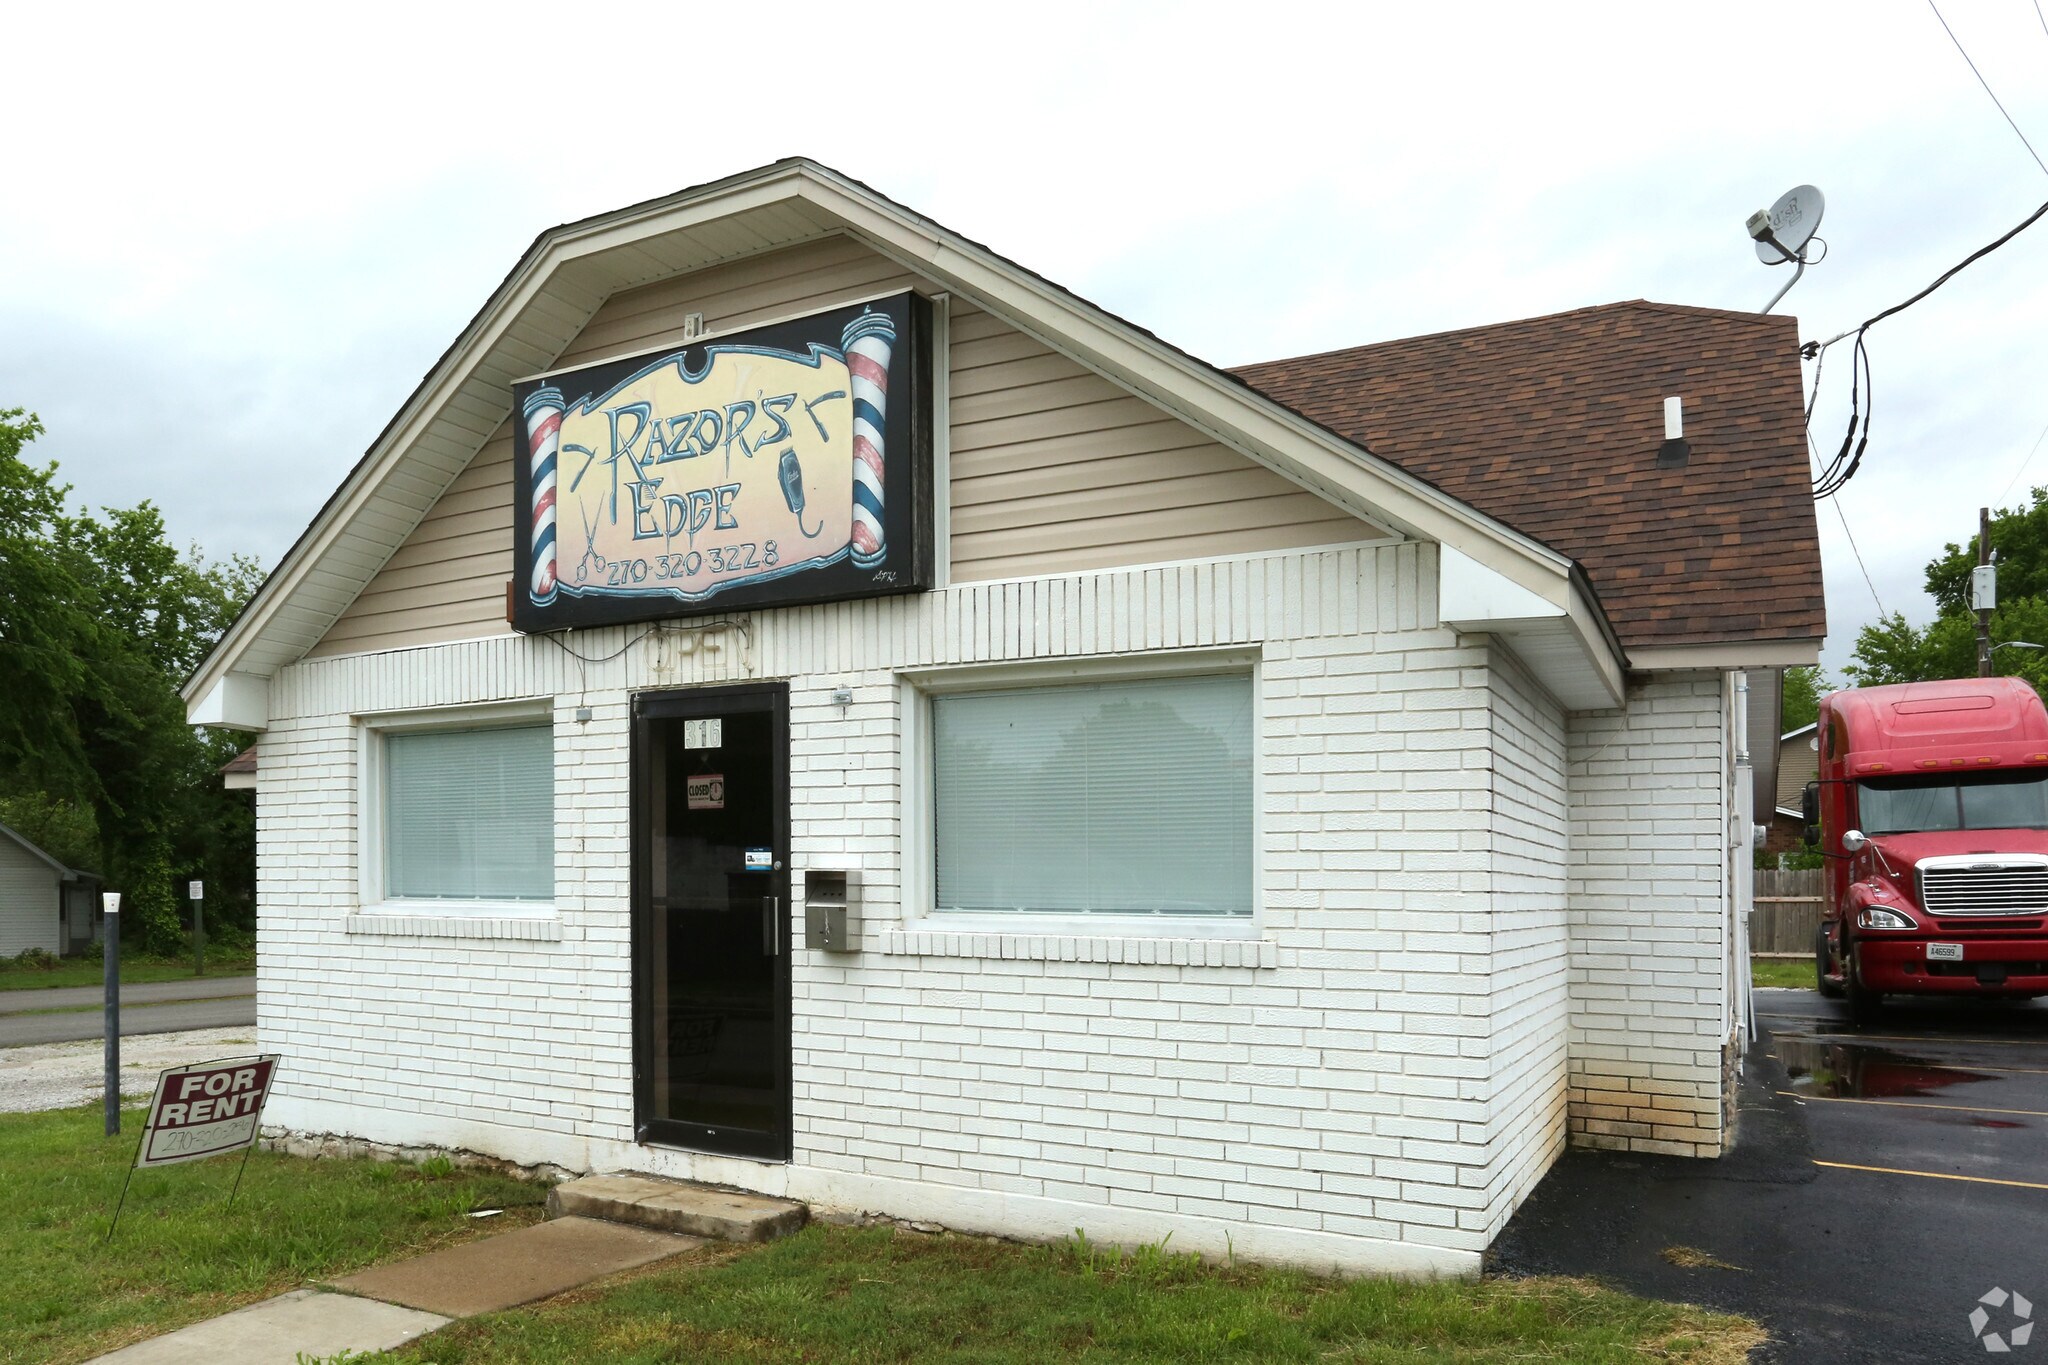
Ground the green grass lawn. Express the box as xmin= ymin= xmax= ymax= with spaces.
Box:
xmin=1749 ymin=957 xmax=1813 ymax=990
xmin=374 ymin=1223 xmax=1762 ymax=1365
xmin=0 ymin=952 xmax=256 ymax=992
xmin=0 ymin=1108 xmax=1764 ymax=1365
xmin=0 ymin=1103 xmax=545 ymax=1365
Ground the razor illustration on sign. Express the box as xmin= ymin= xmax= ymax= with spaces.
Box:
xmin=508 ymin=292 xmax=929 ymax=630
xmin=779 ymin=449 xmax=821 ymax=539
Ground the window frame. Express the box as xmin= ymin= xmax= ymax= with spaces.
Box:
xmin=900 ymin=648 xmax=1263 ymax=940
xmin=356 ymin=699 xmax=558 ymax=919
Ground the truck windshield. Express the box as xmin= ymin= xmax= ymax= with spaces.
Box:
xmin=1857 ymin=771 xmax=2048 ymax=834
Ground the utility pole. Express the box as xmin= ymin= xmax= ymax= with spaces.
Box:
xmin=1977 ymin=505 xmax=1995 ymax=678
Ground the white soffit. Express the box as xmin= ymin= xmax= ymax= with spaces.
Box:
xmin=185 ymin=160 xmax=1604 ymax=715
xmin=1439 ymin=546 xmax=1624 ymax=710
xmin=188 ymin=671 xmax=269 ymax=732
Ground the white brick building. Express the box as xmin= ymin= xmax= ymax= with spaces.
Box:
xmin=185 ymin=161 xmax=1822 ymax=1277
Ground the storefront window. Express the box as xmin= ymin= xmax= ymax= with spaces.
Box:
xmin=932 ymin=674 xmax=1253 ymax=917
xmin=384 ymin=724 xmax=554 ymax=901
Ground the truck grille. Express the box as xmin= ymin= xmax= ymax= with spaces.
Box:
xmin=1919 ymin=859 xmax=2048 ymax=916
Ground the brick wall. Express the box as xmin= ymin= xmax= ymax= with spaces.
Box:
xmin=1479 ymin=647 xmax=1569 ymax=1236
xmin=248 ymin=542 xmax=1723 ymax=1272
xmin=1564 ymin=673 xmax=1731 ymax=1157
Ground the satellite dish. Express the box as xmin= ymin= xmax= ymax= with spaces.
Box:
xmin=1755 ymin=185 xmax=1824 ymax=265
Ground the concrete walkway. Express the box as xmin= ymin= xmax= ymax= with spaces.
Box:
xmin=0 ymin=975 xmax=255 ymax=1013
xmin=86 ymin=1216 xmax=702 ymax=1364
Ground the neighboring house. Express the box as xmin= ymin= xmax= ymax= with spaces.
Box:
xmin=0 ymin=822 xmax=99 ymax=958
xmin=182 ymin=160 xmax=1823 ymax=1277
xmin=1765 ymin=722 xmax=1820 ymax=855
xmin=221 ymin=746 xmax=258 ymax=790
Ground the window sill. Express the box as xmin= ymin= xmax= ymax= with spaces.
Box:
xmin=879 ymin=928 xmax=1275 ymax=969
xmin=345 ymin=907 xmax=562 ymax=942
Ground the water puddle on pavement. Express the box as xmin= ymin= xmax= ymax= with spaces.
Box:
xmin=1775 ymin=1035 xmax=2001 ymax=1102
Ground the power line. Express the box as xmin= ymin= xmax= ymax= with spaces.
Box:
xmin=1805 ymin=191 xmax=2048 ymax=496
xmin=1997 ymin=420 xmax=2048 ymax=505
xmin=1801 ymin=404 xmax=1889 ymax=617
xmin=1928 ymin=0 xmax=2048 ymax=177
xmin=1831 ymin=496 xmax=1889 ymax=619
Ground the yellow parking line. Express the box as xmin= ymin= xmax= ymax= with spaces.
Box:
xmin=1814 ymin=1160 xmax=2048 ymax=1192
xmin=1777 ymin=1090 xmax=2048 ymax=1118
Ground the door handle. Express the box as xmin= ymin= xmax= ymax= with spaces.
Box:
xmin=763 ymin=895 xmax=780 ymax=956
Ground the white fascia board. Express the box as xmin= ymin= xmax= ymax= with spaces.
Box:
xmin=223 ymin=771 xmax=257 ymax=791
xmin=1631 ymin=639 xmax=1823 ymax=671
xmin=801 ymin=167 xmax=1571 ymax=595
xmin=184 ymin=170 xmax=828 ymax=706
xmin=1439 ymin=544 xmax=1566 ymax=624
xmin=185 ymin=159 xmax=1595 ymax=704
xmin=187 ymin=671 xmax=268 ymax=732
xmin=1440 ymin=545 xmax=1625 ymax=711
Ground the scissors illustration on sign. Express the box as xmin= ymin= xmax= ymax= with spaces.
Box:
xmin=574 ymin=500 xmax=607 ymax=583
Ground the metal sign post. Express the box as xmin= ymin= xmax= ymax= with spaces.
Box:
xmin=102 ymin=892 xmax=121 ymax=1138
xmin=188 ymin=880 xmax=205 ymax=977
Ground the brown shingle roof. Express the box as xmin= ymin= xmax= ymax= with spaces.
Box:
xmin=1232 ymin=301 xmax=1825 ymax=654
xmin=219 ymin=746 xmax=257 ymax=776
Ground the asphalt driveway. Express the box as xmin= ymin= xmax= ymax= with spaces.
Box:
xmin=1492 ymin=986 xmax=2048 ymax=1363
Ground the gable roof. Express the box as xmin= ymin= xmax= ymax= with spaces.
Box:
xmin=185 ymin=158 xmax=1630 ymax=723
xmin=1233 ymin=301 xmax=1824 ymax=662
xmin=0 ymin=822 xmax=86 ymax=879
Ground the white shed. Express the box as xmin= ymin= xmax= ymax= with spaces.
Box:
xmin=0 ymin=823 xmax=97 ymax=958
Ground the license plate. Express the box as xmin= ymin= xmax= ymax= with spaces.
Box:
xmin=1928 ymin=943 xmax=1965 ymax=961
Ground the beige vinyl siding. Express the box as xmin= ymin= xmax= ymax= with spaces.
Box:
xmin=946 ymin=305 xmax=1371 ymax=581
xmin=307 ymin=237 xmax=1374 ymax=659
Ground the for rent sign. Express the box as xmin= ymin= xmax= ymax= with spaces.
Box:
xmin=138 ymin=1056 xmax=279 ymax=1168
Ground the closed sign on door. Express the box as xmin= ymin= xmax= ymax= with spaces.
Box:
xmin=687 ymin=773 xmax=725 ymax=810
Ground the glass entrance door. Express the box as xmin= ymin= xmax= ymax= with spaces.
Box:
xmin=632 ymin=683 xmax=789 ymax=1160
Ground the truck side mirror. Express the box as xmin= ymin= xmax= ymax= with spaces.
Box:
xmin=1802 ymin=781 xmax=1820 ymax=845
xmin=1841 ymin=829 xmax=1868 ymax=853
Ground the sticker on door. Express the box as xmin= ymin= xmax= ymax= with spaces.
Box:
xmin=686 ymin=773 xmax=725 ymax=810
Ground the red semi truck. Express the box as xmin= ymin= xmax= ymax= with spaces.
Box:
xmin=1809 ymin=676 xmax=2048 ymax=1018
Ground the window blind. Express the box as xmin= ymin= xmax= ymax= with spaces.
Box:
xmin=933 ymin=674 xmax=1253 ymax=916
xmin=385 ymin=725 xmax=554 ymax=901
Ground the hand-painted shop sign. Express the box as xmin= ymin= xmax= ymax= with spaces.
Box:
xmin=137 ymin=1055 xmax=279 ymax=1168
xmin=510 ymin=292 xmax=933 ymax=630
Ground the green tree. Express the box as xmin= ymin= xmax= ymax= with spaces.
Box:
xmin=0 ymin=410 xmax=262 ymax=952
xmin=1926 ymin=489 xmax=2048 ymax=615
xmin=0 ymin=409 xmax=95 ymax=803
xmin=1780 ymin=664 xmax=1827 ymax=733
xmin=1844 ymin=600 xmax=2048 ymax=694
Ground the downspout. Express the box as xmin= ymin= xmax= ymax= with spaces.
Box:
xmin=1733 ymin=672 xmax=1757 ymax=1046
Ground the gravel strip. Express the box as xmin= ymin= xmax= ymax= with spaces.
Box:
xmin=0 ymin=1027 xmax=261 ymax=1113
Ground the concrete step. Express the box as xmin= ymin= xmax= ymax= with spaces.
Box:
xmin=547 ymin=1173 xmax=807 ymax=1243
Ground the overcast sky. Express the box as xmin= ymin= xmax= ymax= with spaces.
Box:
xmin=6 ymin=2 xmax=2046 ymax=676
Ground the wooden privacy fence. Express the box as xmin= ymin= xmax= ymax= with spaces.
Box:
xmin=1751 ymin=868 xmax=1823 ymax=956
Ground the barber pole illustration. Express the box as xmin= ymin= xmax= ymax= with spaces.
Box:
xmin=842 ymin=312 xmax=895 ymax=568
xmin=524 ymin=386 xmax=564 ymax=604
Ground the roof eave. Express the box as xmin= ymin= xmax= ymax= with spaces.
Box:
xmin=185 ymin=158 xmax=1605 ymax=713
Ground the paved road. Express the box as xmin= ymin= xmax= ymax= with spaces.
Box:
xmin=1493 ymin=987 xmax=2048 ymax=1362
xmin=0 ymin=985 xmax=256 ymax=1047
xmin=0 ymin=974 xmax=255 ymax=1013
